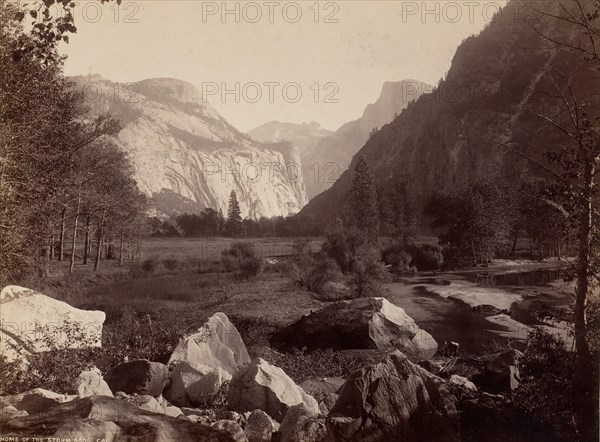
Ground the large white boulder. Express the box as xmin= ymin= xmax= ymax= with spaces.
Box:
xmin=227 ymin=358 xmax=318 ymax=423
xmin=0 ymin=286 xmax=105 ymax=363
xmin=166 ymin=312 xmax=250 ymax=406
xmin=272 ymin=297 xmax=438 ymax=359
xmin=168 ymin=312 xmax=250 ymax=373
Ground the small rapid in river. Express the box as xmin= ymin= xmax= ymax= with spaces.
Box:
xmin=386 ymin=268 xmax=572 ymax=352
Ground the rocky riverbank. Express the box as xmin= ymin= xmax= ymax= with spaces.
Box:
xmin=0 ymin=284 xmax=565 ymax=441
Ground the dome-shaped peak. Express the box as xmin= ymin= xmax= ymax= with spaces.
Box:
xmin=135 ymin=78 xmax=205 ymax=105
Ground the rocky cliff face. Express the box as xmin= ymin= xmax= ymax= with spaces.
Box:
xmin=248 ymin=121 xmax=333 ymax=200
xmin=248 ymin=121 xmax=332 ymax=154
xmin=299 ymin=0 xmax=599 ymax=223
xmin=73 ymin=76 xmax=308 ymax=219
xmin=301 ymin=80 xmax=431 ymax=198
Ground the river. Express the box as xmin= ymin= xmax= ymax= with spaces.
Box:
xmin=385 ymin=268 xmax=572 ymax=353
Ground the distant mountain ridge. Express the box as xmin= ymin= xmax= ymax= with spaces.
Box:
xmin=301 ymin=80 xmax=432 ymax=198
xmin=72 ymin=75 xmax=308 ymax=219
xmin=248 ymin=121 xmax=332 ymax=149
xmin=299 ymin=0 xmax=599 ymax=224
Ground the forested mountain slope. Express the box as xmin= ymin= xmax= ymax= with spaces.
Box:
xmin=299 ymin=0 xmax=599 ymax=224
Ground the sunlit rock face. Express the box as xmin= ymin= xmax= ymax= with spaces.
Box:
xmin=73 ymin=75 xmax=308 ymax=219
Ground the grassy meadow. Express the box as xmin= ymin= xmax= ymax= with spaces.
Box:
xmin=141 ymin=237 xmax=323 ymax=261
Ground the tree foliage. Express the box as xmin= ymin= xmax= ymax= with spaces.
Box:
xmin=350 ymin=156 xmax=379 ymax=243
xmin=0 ymin=0 xmax=146 ymax=282
xmin=426 ymin=180 xmax=512 ymax=265
xmin=226 ymin=190 xmax=243 ymax=237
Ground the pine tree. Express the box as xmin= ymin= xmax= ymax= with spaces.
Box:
xmin=391 ymin=182 xmax=418 ymax=245
xmin=226 ymin=190 xmax=242 ymax=237
xmin=350 ymin=156 xmax=379 ymax=242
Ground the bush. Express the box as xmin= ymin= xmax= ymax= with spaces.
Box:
xmin=0 ymin=307 xmax=186 ymax=396
xmin=223 ymin=242 xmax=258 ymax=260
xmin=162 ymin=257 xmax=178 ymax=272
xmin=349 ymin=246 xmax=390 ymax=298
xmin=260 ymin=347 xmax=385 ymax=384
xmin=292 ymin=238 xmax=313 ymax=256
xmin=141 ymin=257 xmax=158 ymax=274
xmin=409 ymin=243 xmax=443 ymax=271
xmin=304 ymin=255 xmax=342 ymax=294
xmin=238 ymin=256 xmax=264 ymax=279
xmin=286 ymin=245 xmax=343 ymax=296
xmin=229 ymin=316 xmax=279 ymax=354
xmin=382 ymin=243 xmax=443 ymax=272
xmin=0 ymin=322 xmax=100 ymax=395
xmin=221 ymin=242 xmax=264 ymax=279
xmin=382 ymin=243 xmax=415 ymax=273
xmin=322 ymin=224 xmax=366 ymax=274
xmin=514 ymin=329 xmax=578 ymax=440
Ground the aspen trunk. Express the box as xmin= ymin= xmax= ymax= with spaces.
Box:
xmin=58 ymin=208 xmax=66 ymax=261
xmin=50 ymin=233 xmax=55 ymax=260
xmin=83 ymin=216 xmax=91 ymax=265
xmin=94 ymin=211 xmax=106 ymax=272
xmin=69 ymin=191 xmax=81 ymax=273
xmin=574 ymin=162 xmax=597 ymax=442
xmin=119 ymin=226 xmax=125 ymax=266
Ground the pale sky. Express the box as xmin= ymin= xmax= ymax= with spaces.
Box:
xmin=61 ymin=1 xmax=508 ymax=132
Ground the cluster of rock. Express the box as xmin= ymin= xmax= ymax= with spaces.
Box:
xmin=271 ymin=297 xmax=439 ymax=359
xmin=1 ymin=286 xmax=525 ymax=441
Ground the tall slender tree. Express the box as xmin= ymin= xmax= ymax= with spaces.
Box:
xmin=503 ymin=3 xmax=600 ymax=439
xmin=350 ymin=156 xmax=379 ymax=243
xmin=226 ymin=190 xmax=243 ymax=237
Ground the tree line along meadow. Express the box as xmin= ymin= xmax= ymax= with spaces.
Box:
xmin=152 ymin=160 xmax=582 ymax=267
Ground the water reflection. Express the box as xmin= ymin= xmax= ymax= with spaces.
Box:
xmin=473 ymin=269 xmax=563 ymax=287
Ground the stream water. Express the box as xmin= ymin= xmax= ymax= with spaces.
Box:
xmin=385 ymin=268 xmax=570 ymax=352
xmin=473 ymin=269 xmax=563 ymax=287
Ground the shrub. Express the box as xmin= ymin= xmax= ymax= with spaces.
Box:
xmin=0 ymin=307 xmax=186 ymax=396
xmin=382 ymin=243 xmax=443 ymax=272
xmin=0 ymin=321 xmax=100 ymax=395
xmin=259 ymin=347 xmax=385 ymax=384
xmin=0 ymin=348 xmax=98 ymax=395
xmin=382 ymin=243 xmax=415 ymax=273
xmin=229 ymin=316 xmax=279 ymax=353
xmin=286 ymin=246 xmax=342 ymax=296
xmin=221 ymin=242 xmax=264 ymax=280
xmin=292 ymin=239 xmax=313 ymax=256
xmin=223 ymin=242 xmax=258 ymax=260
xmin=304 ymin=254 xmax=342 ymax=294
xmin=514 ymin=329 xmax=578 ymax=440
xmin=238 ymin=256 xmax=264 ymax=279
xmin=349 ymin=246 xmax=390 ymax=298
xmin=321 ymin=224 xmax=366 ymax=274
xmin=141 ymin=257 xmax=158 ymax=274
xmin=409 ymin=243 xmax=443 ymax=271
xmin=162 ymin=257 xmax=178 ymax=272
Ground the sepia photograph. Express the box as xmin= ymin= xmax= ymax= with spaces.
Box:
xmin=0 ymin=0 xmax=599 ymax=441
